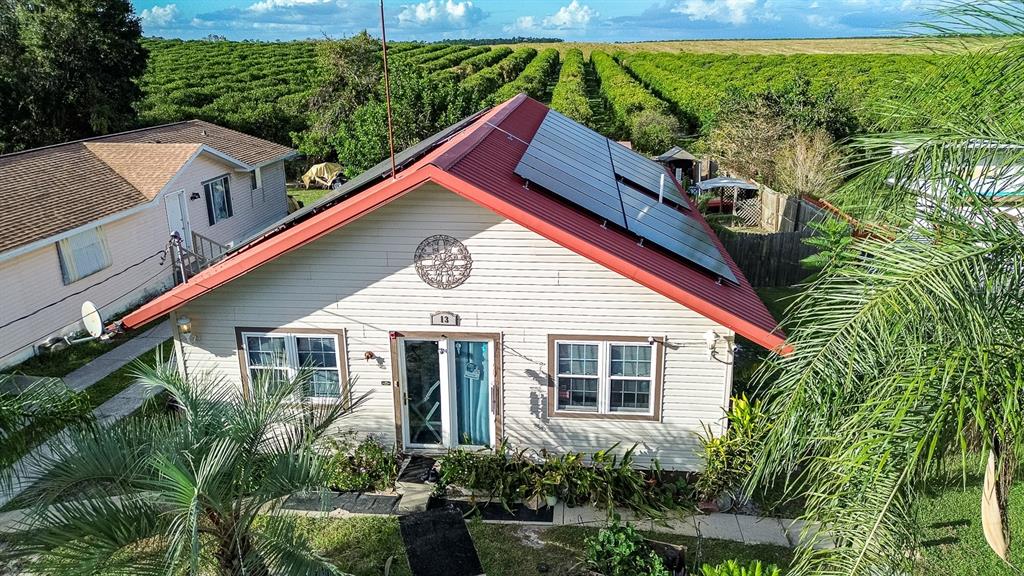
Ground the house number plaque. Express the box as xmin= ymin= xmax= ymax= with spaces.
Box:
xmin=430 ymin=312 xmax=460 ymax=326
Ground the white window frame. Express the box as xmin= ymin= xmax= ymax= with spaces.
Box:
xmin=241 ymin=331 xmax=344 ymax=404
xmin=553 ymin=339 xmax=656 ymax=417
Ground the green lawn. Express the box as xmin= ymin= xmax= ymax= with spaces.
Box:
xmin=915 ymin=467 xmax=1024 ymax=575
xmin=287 ymin=185 xmax=330 ymax=208
xmin=9 ymin=316 xmax=167 ymax=378
xmin=1 ymin=340 xmax=173 ymax=499
xmin=298 ymin=516 xmax=792 ymax=576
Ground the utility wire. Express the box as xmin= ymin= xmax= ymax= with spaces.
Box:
xmin=0 ymin=250 xmax=171 ymax=363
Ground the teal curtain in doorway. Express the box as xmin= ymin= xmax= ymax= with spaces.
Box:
xmin=454 ymin=341 xmax=490 ymax=446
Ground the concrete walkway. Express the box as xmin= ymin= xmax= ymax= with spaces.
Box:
xmin=62 ymin=321 xmax=171 ymax=392
xmin=0 ymin=322 xmax=171 ymax=509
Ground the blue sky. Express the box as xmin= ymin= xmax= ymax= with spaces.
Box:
xmin=136 ymin=0 xmax=930 ymax=42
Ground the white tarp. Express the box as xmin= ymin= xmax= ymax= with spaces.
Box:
xmin=696 ymin=176 xmax=759 ymax=191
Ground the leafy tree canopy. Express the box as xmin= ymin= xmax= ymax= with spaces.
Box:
xmin=0 ymin=0 xmax=147 ymax=153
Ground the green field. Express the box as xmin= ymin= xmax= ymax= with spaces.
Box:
xmin=137 ymin=36 xmax=984 ymax=160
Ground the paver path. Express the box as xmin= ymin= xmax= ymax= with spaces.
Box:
xmin=0 ymin=322 xmax=170 ymax=509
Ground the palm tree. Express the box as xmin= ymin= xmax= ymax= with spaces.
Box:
xmin=2 ymin=357 xmax=360 ymax=575
xmin=748 ymin=2 xmax=1024 ymax=575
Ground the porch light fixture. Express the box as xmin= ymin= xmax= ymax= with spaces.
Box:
xmin=703 ymin=330 xmax=721 ymax=359
xmin=177 ymin=315 xmax=194 ymax=343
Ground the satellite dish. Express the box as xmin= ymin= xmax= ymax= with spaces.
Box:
xmin=81 ymin=301 xmax=104 ymax=338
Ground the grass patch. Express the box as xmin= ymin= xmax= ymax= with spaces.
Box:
xmin=1 ymin=340 xmax=173 ymax=483
xmin=8 ymin=317 xmax=167 ymax=378
xmin=287 ymin=185 xmax=330 ymax=208
xmin=915 ymin=466 xmax=1024 ymax=575
xmin=304 ymin=517 xmax=792 ymax=575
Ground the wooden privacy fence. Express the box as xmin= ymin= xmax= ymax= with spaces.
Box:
xmin=718 ymin=228 xmax=819 ymax=287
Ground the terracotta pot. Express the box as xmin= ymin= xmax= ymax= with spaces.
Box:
xmin=697 ymin=499 xmax=719 ymax=514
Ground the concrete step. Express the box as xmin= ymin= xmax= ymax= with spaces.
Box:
xmin=396 ymin=481 xmax=433 ymax=514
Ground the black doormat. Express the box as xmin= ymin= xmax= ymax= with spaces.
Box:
xmin=397 ymin=455 xmax=437 ymax=484
xmin=428 ymin=497 xmax=555 ymax=523
xmin=399 ymin=506 xmax=484 ymax=576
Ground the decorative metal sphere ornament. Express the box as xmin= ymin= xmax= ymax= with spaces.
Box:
xmin=414 ymin=234 xmax=473 ymax=289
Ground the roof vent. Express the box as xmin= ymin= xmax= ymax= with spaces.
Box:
xmin=202 ymin=130 xmax=208 ymax=136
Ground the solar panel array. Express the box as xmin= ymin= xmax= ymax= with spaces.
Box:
xmin=514 ymin=110 xmax=738 ymax=283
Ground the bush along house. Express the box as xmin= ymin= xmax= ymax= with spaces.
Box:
xmin=121 ymin=95 xmax=786 ymax=470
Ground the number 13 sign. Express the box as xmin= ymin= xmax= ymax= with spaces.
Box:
xmin=430 ymin=312 xmax=460 ymax=326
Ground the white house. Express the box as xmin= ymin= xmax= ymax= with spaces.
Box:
xmin=121 ymin=96 xmax=786 ymax=469
xmin=0 ymin=121 xmax=296 ymax=367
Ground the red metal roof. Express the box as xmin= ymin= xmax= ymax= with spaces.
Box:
xmin=123 ymin=95 xmax=786 ymax=351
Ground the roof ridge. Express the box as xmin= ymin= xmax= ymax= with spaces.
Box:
xmin=0 ymin=120 xmax=198 ymax=160
xmin=428 ymin=94 xmax=530 ymax=171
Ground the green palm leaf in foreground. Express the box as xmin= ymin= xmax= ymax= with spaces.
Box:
xmin=749 ymin=2 xmax=1024 ymax=575
xmin=1 ymin=358 xmax=362 ymax=575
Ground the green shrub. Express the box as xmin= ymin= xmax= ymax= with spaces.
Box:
xmin=585 ymin=522 xmax=670 ymax=576
xmin=490 ymin=48 xmax=559 ymax=104
xmin=550 ymin=48 xmax=592 ymax=125
xmin=700 ymin=559 xmax=782 ymax=576
xmin=325 ymin=434 xmax=398 ymax=492
xmin=459 ymin=47 xmax=537 ymax=107
xmin=695 ymin=395 xmax=766 ymax=501
xmin=591 ymin=50 xmax=679 ymax=152
xmin=436 ymin=442 xmax=693 ymax=514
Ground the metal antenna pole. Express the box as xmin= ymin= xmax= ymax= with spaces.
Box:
xmin=380 ymin=0 xmax=397 ymax=180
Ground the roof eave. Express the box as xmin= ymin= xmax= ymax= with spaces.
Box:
xmin=121 ymin=164 xmax=788 ymax=353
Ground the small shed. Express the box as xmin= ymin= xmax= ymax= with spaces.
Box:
xmin=654 ymin=146 xmax=699 ymax=186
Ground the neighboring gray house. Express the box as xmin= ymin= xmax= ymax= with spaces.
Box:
xmin=0 ymin=121 xmax=296 ymax=367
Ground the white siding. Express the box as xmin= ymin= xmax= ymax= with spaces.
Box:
xmin=0 ymin=156 xmax=289 ymax=368
xmin=0 ymin=207 xmax=174 ymax=366
xmin=175 ymin=183 xmax=735 ymax=470
xmin=169 ymin=156 xmax=288 ymax=247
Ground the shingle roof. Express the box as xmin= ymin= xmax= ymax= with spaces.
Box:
xmin=0 ymin=121 xmax=296 ymax=254
xmin=122 ymin=96 xmax=785 ymax=351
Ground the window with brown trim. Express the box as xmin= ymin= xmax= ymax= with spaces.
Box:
xmin=547 ymin=335 xmax=662 ymax=421
xmin=236 ymin=327 xmax=348 ymax=403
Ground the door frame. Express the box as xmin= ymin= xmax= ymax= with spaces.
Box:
xmin=390 ymin=331 xmax=502 ymax=452
xmin=164 ymin=189 xmax=192 ymax=249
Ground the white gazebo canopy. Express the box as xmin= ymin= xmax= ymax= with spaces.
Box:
xmin=696 ymin=176 xmax=759 ymax=191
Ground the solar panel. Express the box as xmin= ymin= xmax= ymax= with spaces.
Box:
xmin=514 ymin=112 xmax=626 ymax=227
xmin=514 ymin=108 xmax=737 ymax=283
xmin=609 ymin=141 xmax=687 ymax=206
xmin=619 ymin=183 xmax=737 ymax=283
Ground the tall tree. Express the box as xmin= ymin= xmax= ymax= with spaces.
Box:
xmin=749 ymin=2 xmax=1024 ymax=574
xmin=0 ymin=0 xmax=147 ymax=153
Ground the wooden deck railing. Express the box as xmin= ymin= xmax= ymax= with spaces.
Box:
xmin=191 ymin=231 xmax=230 ymax=264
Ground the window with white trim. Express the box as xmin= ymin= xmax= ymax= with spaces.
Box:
xmin=242 ymin=332 xmax=343 ymax=400
xmin=554 ymin=340 xmax=656 ymax=415
xmin=56 ymin=226 xmax=112 ymax=285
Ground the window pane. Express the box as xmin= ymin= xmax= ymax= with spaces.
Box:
xmin=556 ymin=343 xmax=598 ymax=376
xmin=297 ymin=336 xmax=337 ymax=368
xmin=306 ymin=369 xmax=341 ymax=398
xmin=610 ymin=345 xmax=652 ymax=378
xmin=246 ymin=336 xmax=287 ymax=367
xmin=609 ymin=379 xmax=651 ymax=412
xmin=249 ymin=367 xmax=290 ymax=393
xmin=557 ymin=376 xmax=598 ymax=411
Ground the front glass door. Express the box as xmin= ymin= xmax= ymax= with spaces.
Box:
xmin=400 ymin=337 xmax=493 ymax=449
xmin=402 ymin=339 xmax=444 ymax=446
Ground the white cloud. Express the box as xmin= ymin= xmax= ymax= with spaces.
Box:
xmin=140 ymin=3 xmax=179 ymax=28
xmin=805 ymin=13 xmax=836 ymax=27
xmin=397 ymin=0 xmax=484 ymax=27
xmin=542 ymin=1 xmax=596 ymax=29
xmin=503 ymin=15 xmax=537 ymax=33
xmin=672 ymin=0 xmax=757 ymax=25
xmin=809 ymin=1 xmax=819 ymax=7
xmin=248 ymin=0 xmax=332 ymax=13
